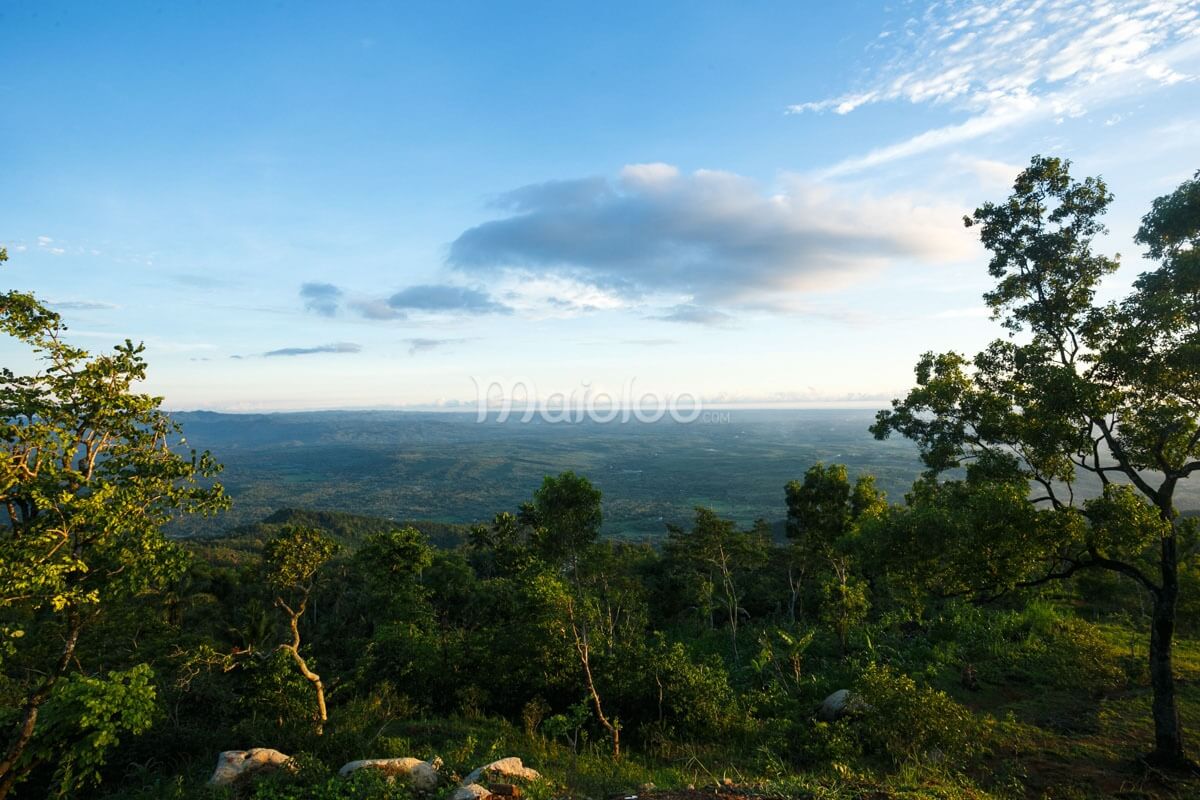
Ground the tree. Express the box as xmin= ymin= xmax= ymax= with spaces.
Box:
xmin=525 ymin=471 xmax=603 ymax=577
xmin=665 ymin=508 xmax=767 ymax=661
xmin=819 ymin=554 xmax=870 ymax=654
xmin=522 ymin=473 xmax=621 ymax=756
xmin=0 ymin=271 xmax=228 ymax=797
xmin=872 ymin=157 xmax=1199 ymax=767
xmin=263 ymin=526 xmax=338 ymax=734
xmin=784 ymin=464 xmax=884 ymax=621
xmin=356 ymin=526 xmax=432 ymax=615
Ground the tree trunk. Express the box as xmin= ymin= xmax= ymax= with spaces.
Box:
xmin=278 ymin=597 xmax=327 ymax=735
xmin=282 ymin=641 xmax=328 ymax=735
xmin=1147 ymin=534 xmax=1186 ymax=767
xmin=566 ymin=597 xmax=619 ymax=758
xmin=0 ymin=613 xmax=82 ymax=799
xmin=787 ymin=564 xmax=803 ymax=624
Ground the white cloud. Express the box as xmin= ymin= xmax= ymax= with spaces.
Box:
xmin=497 ymin=273 xmax=629 ymax=319
xmin=794 ymin=0 xmax=1200 ymax=174
xmin=449 ymin=164 xmax=977 ymax=312
xmin=619 ymin=162 xmax=680 ymax=187
xmin=948 ymin=154 xmax=1024 ymax=189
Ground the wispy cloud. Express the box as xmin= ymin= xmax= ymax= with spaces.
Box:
xmin=387 ymin=285 xmax=510 ymax=314
xmin=449 ymin=163 xmax=973 ymax=312
xmin=49 ymin=300 xmax=119 ymax=311
xmin=344 ymin=284 xmax=512 ymax=321
xmin=650 ymin=304 xmax=737 ymax=327
xmin=792 ymin=0 xmax=1200 ymax=175
xmin=405 ymin=337 xmax=472 ymax=355
xmin=172 ymin=273 xmax=235 ymax=289
xmin=262 ymin=342 xmax=362 ymax=357
xmin=36 ymin=235 xmax=65 ymax=256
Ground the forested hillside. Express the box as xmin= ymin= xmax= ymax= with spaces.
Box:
xmin=25 ymin=480 xmax=1200 ymax=799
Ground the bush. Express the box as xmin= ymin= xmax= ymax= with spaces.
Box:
xmin=851 ymin=663 xmax=982 ymax=768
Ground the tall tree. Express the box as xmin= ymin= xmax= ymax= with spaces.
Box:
xmin=665 ymin=508 xmax=767 ymax=661
xmin=525 ymin=471 xmax=603 ymax=577
xmin=0 ymin=274 xmax=227 ymax=796
xmin=263 ymin=526 xmax=338 ymax=734
xmin=356 ymin=526 xmax=432 ymax=615
xmin=522 ymin=473 xmax=620 ymax=756
xmin=784 ymin=464 xmax=883 ymax=621
xmin=872 ymin=157 xmax=1199 ymax=767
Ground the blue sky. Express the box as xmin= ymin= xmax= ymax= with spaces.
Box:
xmin=2 ymin=0 xmax=1198 ymax=411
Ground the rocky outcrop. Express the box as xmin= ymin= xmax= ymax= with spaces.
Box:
xmin=450 ymin=784 xmax=492 ymax=800
xmin=209 ymin=748 xmax=294 ymax=786
xmin=461 ymin=756 xmax=541 ymax=787
xmin=338 ymin=756 xmax=441 ymax=789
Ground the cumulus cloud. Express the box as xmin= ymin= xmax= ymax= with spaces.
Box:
xmin=790 ymin=0 xmax=1200 ymax=174
xmin=263 ymin=342 xmax=362 ymax=357
xmin=300 ymin=282 xmax=343 ymax=316
xmin=448 ymin=164 xmax=974 ymax=310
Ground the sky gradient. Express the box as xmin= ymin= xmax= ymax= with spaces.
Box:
xmin=2 ymin=0 xmax=1198 ymax=411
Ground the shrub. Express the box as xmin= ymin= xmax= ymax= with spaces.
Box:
xmin=851 ymin=663 xmax=982 ymax=767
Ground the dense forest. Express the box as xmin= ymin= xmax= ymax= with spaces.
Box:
xmin=2 ymin=157 xmax=1198 ymax=800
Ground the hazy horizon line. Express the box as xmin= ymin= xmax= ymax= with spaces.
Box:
xmin=164 ymin=400 xmax=893 ymax=416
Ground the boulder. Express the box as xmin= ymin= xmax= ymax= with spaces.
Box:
xmin=338 ymin=757 xmax=441 ymax=790
xmin=817 ymin=689 xmax=854 ymax=722
xmin=451 ymin=784 xmax=491 ymax=800
xmin=462 ymin=756 xmax=541 ymax=786
xmin=209 ymin=748 xmax=293 ymax=786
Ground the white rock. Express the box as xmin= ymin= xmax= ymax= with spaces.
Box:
xmin=209 ymin=748 xmax=293 ymax=786
xmin=817 ymin=689 xmax=850 ymax=722
xmin=451 ymin=784 xmax=491 ymax=800
xmin=338 ymin=757 xmax=440 ymax=790
xmin=462 ymin=756 xmax=541 ymax=786
xmin=817 ymin=688 xmax=868 ymax=721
